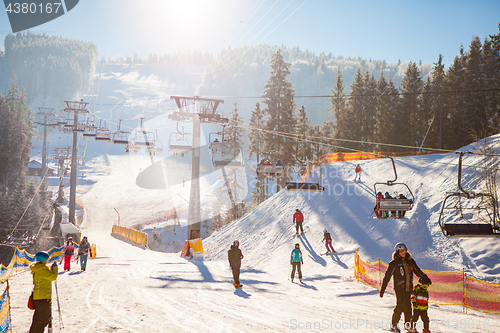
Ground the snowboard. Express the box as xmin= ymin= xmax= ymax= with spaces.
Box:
xmin=234 ymin=283 xmax=243 ymax=289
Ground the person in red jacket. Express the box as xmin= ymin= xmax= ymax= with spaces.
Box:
xmin=293 ymin=209 xmax=304 ymax=235
xmin=354 ymin=164 xmax=362 ymax=182
xmin=63 ymin=237 xmax=75 ymax=271
xmin=374 ymin=191 xmax=385 ymax=218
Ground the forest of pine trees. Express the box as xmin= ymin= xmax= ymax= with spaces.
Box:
xmin=245 ymin=25 xmax=500 ymax=175
xmin=1 ymin=32 xmax=98 ymax=108
xmin=0 ymin=78 xmax=51 ymax=263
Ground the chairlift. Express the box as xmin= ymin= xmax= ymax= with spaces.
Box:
xmin=133 ymin=118 xmax=155 ymax=147
xmin=285 ymin=162 xmax=324 ymax=192
xmin=373 ymin=157 xmax=415 ymax=212
xmin=438 ymin=152 xmax=500 ymax=238
xmin=212 ymin=145 xmax=245 ymax=168
xmin=126 ymin=142 xmax=140 ymax=153
xmin=168 ymin=124 xmax=193 ymax=154
xmin=145 ymin=130 xmax=163 ymax=155
xmin=256 ymin=151 xmax=284 ymax=178
xmin=209 ymin=130 xmax=231 ymax=153
xmin=82 ymin=115 xmax=97 ymax=137
xmin=95 ymin=120 xmax=111 ymax=141
xmin=56 ymin=110 xmax=68 ymax=125
xmin=112 ymin=120 xmax=130 ymax=145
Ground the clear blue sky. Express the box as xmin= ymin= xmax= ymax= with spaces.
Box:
xmin=1 ymin=0 xmax=499 ymax=67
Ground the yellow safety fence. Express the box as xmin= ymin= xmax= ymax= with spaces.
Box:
xmin=0 ymin=244 xmax=91 ymax=332
xmin=112 ymin=225 xmax=148 ymax=247
xmin=180 ymin=238 xmax=204 ymax=257
xmin=354 ymin=251 xmax=500 ymax=314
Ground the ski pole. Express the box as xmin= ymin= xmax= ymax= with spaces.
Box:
xmin=55 ymin=280 xmax=64 ymax=330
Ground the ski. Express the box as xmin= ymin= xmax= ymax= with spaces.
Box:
xmin=320 ymin=251 xmax=336 ymax=255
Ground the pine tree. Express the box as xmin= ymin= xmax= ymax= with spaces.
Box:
xmin=262 ymin=50 xmax=297 ymax=165
xmin=376 ymin=72 xmax=400 ymax=151
xmin=328 ymin=68 xmax=348 ymax=153
xmin=446 ymin=48 xmax=468 ymax=149
xmin=248 ymin=102 xmax=263 ymax=162
xmin=295 ymin=105 xmax=312 ymax=161
xmin=429 ymin=54 xmax=448 ymax=149
xmin=399 ymin=62 xmax=424 ymax=149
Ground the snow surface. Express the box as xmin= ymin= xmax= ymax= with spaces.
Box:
xmin=9 ymin=135 xmax=500 ymax=332
xmin=15 ymin=64 xmax=500 ymax=332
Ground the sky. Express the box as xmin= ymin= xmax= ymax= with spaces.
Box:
xmin=1 ymin=0 xmax=499 ymax=67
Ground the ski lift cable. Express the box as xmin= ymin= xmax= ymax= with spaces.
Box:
xmin=206 ymin=119 xmax=500 ymax=171
xmin=5 ymin=167 xmax=51 ymax=242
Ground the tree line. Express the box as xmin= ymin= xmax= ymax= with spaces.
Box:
xmin=242 ymin=24 xmax=500 ymax=204
xmin=0 ymin=78 xmax=52 ymax=264
xmin=2 ymin=32 xmax=98 ymax=108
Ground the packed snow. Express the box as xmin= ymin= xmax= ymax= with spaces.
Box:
xmin=9 ymin=133 xmax=500 ymax=332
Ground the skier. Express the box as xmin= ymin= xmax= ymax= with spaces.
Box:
xmin=63 ymin=237 xmax=75 ymax=271
xmin=290 ymin=243 xmax=303 ymax=283
xmin=374 ymin=191 xmax=384 ymax=218
xmin=409 ymin=276 xmax=433 ymax=333
xmin=293 ymin=209 xmax=304 ymax=235
xmin=29 ymin=251 xmax=58 ymax=333
xmin=322 ymin=229 xmax=335 ymax=253
xmin=228 ymin=240 xmax=244 ymax=288
xmin=354 ymin=164 xmax=362 ymax=182
xmin=380 ymin=243 xmax=430 ymax=333
xmin=78 ymin=236 xmax=91 ymax=271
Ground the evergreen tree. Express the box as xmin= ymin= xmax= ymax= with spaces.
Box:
xmin=399 ymin=62 xmax=424 ymax=148
xmin=429 ymin=54 xmax=448 ymax=149
xmin=261 ymin=50 xmax=297 ymax=165
xmin=248 ymin=102 xmax=263 ymax=162
xmin=446 ymin=48 xmax=468 ymax=149
xmin=295 ymin=105 xmax=313 ymax=161
xmin=376 ymin=73 xmax=400 ymax=151
xmin=328 ymin=68 xmax=348 ymax=153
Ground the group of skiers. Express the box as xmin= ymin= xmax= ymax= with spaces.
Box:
xmin=29 ymin=236 xmax=92 ymax=332
xmin=229 ymin=209 xmax=336 ymax=287
xmin=375 ymin=191 xmax=408 ymax=218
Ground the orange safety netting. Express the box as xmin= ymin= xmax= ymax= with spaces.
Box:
xmin=354 ymin=252 xmax=500 ymax=314
xmin=301 ymin=151 xmax=439 ymax=182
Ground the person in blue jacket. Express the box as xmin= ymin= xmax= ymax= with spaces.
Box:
xmin=290 ymin=243 xmax=304 ymax=283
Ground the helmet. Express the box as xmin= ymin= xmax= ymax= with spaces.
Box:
xmin=82 ymin=236 xmax=87 ymax=240
xmin=233 ymin=240 xmax=239 ymax=246
xmin=419 ymin=276 xmax=432 ymax=286
xmin=394 ymin=242 xmax=407 ymax=251
xmin=35 ymin=251 xmax=49 ymax=262
xmin=323 ymin=229 xmax=327 ymax=233
xmin=68 ymin=237 xmax=73 ymax=241
xmin=385 ymin=192 xmax=390 ymax=197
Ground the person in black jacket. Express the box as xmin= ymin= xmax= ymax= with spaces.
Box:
xmin=228 ymin=240 xmax=244 ymax=288
xmin=380 ymin=243 xmax=429 ymax=333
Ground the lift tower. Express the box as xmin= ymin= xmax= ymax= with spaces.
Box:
xmin=169 ymin=96 xmax=225 ymax=240
xmin=64 ymin=100 xmax=89 ymax=224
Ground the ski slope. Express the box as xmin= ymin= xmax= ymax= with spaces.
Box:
xmin=9 ymin=134 xmax=500 ymax=332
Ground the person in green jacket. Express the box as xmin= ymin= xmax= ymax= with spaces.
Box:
xmin=290 ymin=243 xmax=303 ymax=283
xmin=29 ymin=251 xmax=58 ymax=333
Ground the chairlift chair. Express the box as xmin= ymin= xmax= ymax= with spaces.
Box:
xmin=438 ymin=152 xmax=500 ymax=238
xmin=285 ymin=162 xmax=324 ymax=192
xmin=145 ymin=130 xmax=163 ymax=155
xmin=373 ymin=157 xmax=415 ymax=212
xmin=95 ymin=120 xmax=111 ymax=141
xmin=168 ymin=131 xmax=193 ymax=154
xmin=212 ymin=145 xmax=245 ymax=168
xmin=111 ymin=120 xmax=130 ymax=145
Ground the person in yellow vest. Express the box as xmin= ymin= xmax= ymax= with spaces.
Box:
xmin=29 ymin=251 xmax=58 ymax=333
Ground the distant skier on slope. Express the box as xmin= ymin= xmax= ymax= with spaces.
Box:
xmin=290 ymin=243 xmax=303 ymax=283
xmin=293 ymin=209 xmax=304 ymax=235
xmin=322 ymin=229 xmax=335 ymax=253
xmin=228 ymin=240 xmax=244 ymax=288
xmin=379 ymin=243 xmax=430 ymax=333
xmin=354 ymin=164 xmax=362 ymax=182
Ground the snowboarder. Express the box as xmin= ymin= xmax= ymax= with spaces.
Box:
xmin=78 ymin=236 xmax=91 ymax=271
xmin=293 ymin=209 xmax=304 ymax=235
xmin=29 ymin=251 xmax=58 ymax=333
xmin=409 ymin=276 xmax=432 ymax=333
xmin=374 ymin=191 xmax=384 ymax=218
xmin=63 ymin=237 xmax=75 ymax=271
xmin=228 ymin=240 xmax=244 ymax=288
xmin=290 ymin=243 xmax=303 ymax=283
xmin=322 ymin=229 xmax=335 ymax=253
xmin=354 ymin=164 xmax=362 ymax=182
xmin=380 ymin=243 xmax=430 ymax=333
